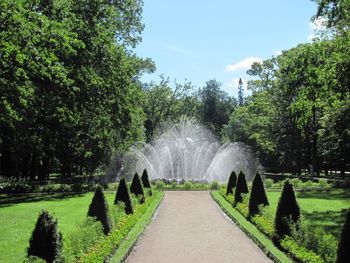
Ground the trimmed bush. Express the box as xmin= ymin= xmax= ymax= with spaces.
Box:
xmin=274 ymin=180 xmax=300 ymax=239
xmin=27 ymin=210 xmax=62 ymax=263
xmin=336 ymin=208 xmax=350 ymax=263
xmin=226 ymin=171 xmax=237 ymax=195
xmin=210 ymin=180 xmax=220 ymax=190
xmin=130 ymin=172 xmax=145 ymax=203
xmin=249 ymin=172 xmax=269 ymax=217
xmin=141 ymin=169 xmax=152 ymax=196
xmin=114 ymin=177 xmax=134 ymax=214
xmin=234 ymin=171 xmax=249 ymax=204
xmin=87 ymin=185 xmax=111 ymax=235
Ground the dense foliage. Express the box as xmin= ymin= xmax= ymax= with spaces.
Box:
xmin=0 ymin=0 xmax=153 ymax=179
xmin=27 ymin=210 xmax=62 ymax=263
xmin=274 ymin=181 xmax=300 ymax=239
xmin=226 ymin=171 xmax=237 ymax=195
xmin=248 ymin=173 xmax=269 ymax=217
xmin=336 ymin=208 xmax=350 ymax=263
xmin=222 ymin=1 xmax=350 ymax=175
xmin=234 ymin=171 xmax=249 ymax=204
xmin=87 ymin=186 xmax=111 ymax=235
xmin=114 ymin=177 xmax=134 ymax=214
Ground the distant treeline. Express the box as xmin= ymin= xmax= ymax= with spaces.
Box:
xmin=1 ymin=0 xmax=349 ymax=179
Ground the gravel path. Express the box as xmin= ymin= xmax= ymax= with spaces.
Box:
xmin=126 ymin=191 xmax=272 ymax=263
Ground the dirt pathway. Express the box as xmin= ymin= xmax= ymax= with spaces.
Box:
xmin=126 ymin=191 xmax=272 ymax=263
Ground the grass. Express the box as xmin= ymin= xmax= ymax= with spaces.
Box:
xmin=266 ymin=189 xmax=350 ymax=238
xmin=0 ymin=191 xmax=117 ymax=263
xmin=211 ymin=191 xmax=293 ymax=263
xmin=109 ymin=192 xmax=164 ymax=263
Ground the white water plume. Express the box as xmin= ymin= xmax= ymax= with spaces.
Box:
xmin=122 ymin=118 xmax=261 ymax=182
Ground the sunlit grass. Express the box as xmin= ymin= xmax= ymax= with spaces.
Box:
xmin=0 ymin=192 xmax=116 ymax=263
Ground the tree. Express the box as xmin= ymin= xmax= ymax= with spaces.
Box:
xmin=248 ymin=173 xmax=269 ymax=217
xmin=130 ymin=173 xmax=145 ymax=203
xmin=141 ymin=169 xmax=152 ymax=196
xmin=274 ymin=181 xmax=300 ymax=239
xmin=238 ymin=78 xmax=244 ymax=106
xmin=198 ymin=79 xmax=237 ymax=134
xmin=336 ymin=208 xmax=350 ymax=263
xmin=87 ymin=186 xmax=111 ymax=235
xmin=234 ymin=171 xmax=249 ymax=204
xmin=0 ymin=0 xmax=151 ymax=179
xmin=27 ymin=210 xmax=62 ymax=263
xmin=142 ymin=76 xmax=196 ymax=141
xmin=114 ymin=177 xmax=134 ymax=214
xmin=226 ymin=171 xmax=237 ymax=195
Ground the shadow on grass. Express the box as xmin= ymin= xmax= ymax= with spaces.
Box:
xmin=303 ymin=209 xmax=348 ymax=238
xmin=0 ymin=192 xmax=87 ymax=208
xmin=297 ymin=189 xmax=350 ymax=200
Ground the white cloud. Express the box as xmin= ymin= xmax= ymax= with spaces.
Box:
xmin=308 ymin=17 xmax=327 ymax=41
xmin=228 ymin=78 xmax=248 ymax=89
xmin=225 ymin=57 xmax=263 ymax=72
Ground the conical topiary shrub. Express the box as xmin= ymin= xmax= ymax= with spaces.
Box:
xmin=130 ymin=172 xmax=145 ymax=203
xmin=27 ymin=210 xmax=62 ymax=263
xmin=226 ymin=171 xmax=237 ymax=195
xmin=141 ymin=169 xmax=152 ymax=196
xmin=336 ymin=208 xmax=350 ymax=263
xmin=274 ymin=180 xmax=300 ymax=239
xmin=87 ymin=185 xmax=111 ymax=235
xmin=248 ymin=172 xmax=269 ymax=217
xmin=114 ymin=177 xmax=134 ymax=214
xmin=234 ymin=171 xmax=249 ymax=204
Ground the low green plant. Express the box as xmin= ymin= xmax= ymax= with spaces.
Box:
xmin=183 ymin=181 xmax=192 ymax=190
xmin=251 ymin=205 xmax=275 ymax=238
xmin=290 ymin=178 xmax=302 ymax=188
xmin=210 ymin=180 xmax=220 ymax=190
xmin=289 ymin=220 xmax=338 ymax=263
xmin=235 ymin=194 xmax=249 ymax=217
xmin=264 ymin=179 xmax=274 ymax=188
xmin=155 ymin=181 xmax=165 ymax=190
xmin=63 ymin=217 xmax=104 ymax=262
xmin=280 ymin=236 xmax=324 ymax=263
xmin=318 ymin=179 xmax=329 ymax=188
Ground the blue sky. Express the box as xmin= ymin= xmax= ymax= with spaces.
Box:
xmin=135 ymin=0 xmax=318 ymax=97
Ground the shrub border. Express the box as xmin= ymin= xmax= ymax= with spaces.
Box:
xmin=109 ymin=191 xmax=164 ymax=263
xmin=211 ymin=191 xmax=293 ymax=263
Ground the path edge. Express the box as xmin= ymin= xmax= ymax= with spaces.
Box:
xmin=109 ymin=192 xmax=165 ymax=263
xmin=210 ymin=191 xmax=293 ymax=263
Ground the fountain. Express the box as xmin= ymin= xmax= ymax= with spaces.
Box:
xmin=121 ymin=118 xmax=261 ymax=182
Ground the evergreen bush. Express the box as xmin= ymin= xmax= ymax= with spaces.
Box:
xmin=141 ymin=169 xmax=152 ymax=196
xmin=234 ymin=171 xmax=249 ymax=204
xmin=87 ymin=185 xmax=111 ymax=235
xmin=226 ymin=171 xmax=237 ymax=195
xmin=130 ymin=172 xmax=145 ymax=203
xmin=249 ymin=172 xmax=269 ymax=216
xmin=336 ymin=208 xmax=350 ymax=263
xmin=27 ymin=210 xmax=62 ymax=263
xmin=274 ymin=180 xmax=300 ymax=239
xmin=114 ymin=177 xmax=134 ymax=214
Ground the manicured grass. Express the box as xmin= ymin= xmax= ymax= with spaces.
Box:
xmin=0 ymin=192 xmax=116 ymax=263
xmin=266 ymin=189 xmax=350 ymax=238
xmin=211 ymin=191 xmax=293 ymax=263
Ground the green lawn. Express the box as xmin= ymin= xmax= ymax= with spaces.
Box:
xmin=0 ymin=192 xmax=116 ymax=263
xmin=267 ymin=189 xmax=350 ymax=238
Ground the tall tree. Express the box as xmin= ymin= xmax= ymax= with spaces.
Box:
xmin=238 ymin=78 xmax=244 ymax=106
